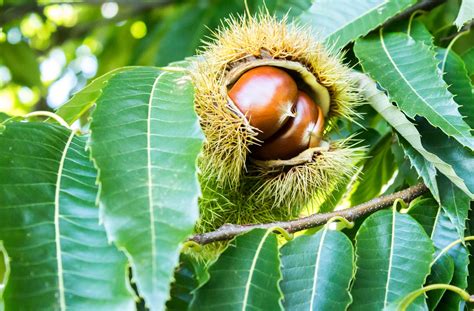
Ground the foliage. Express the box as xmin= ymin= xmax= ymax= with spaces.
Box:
xmin=0 ymin=1 xmax=473 ymax=310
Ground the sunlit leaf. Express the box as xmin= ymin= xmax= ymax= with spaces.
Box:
xmin=436 ymin=48 xmax=474 ymax=129
xmin=56 ymin=67 xmax=135 ymax=124
xmin=354 ymin=31 xmax=474 ymax=150
xmin=454 ymin=0 xmax=474 ymax=29
xmin=0 ymin=122 xmax=135 ymax=310
xmin=280 ymin=227 xmax=354 ymax=311
xmin=191 ymin=229 xmax=283 ymax=311
xmin=351 ymin=209 xmax=434 ymax=310
xmin=299 ymin=0 xmax=417 ymax=50
xmin=353 ymin=72 xmax=472 ymax=198
xmin=89 ymin=65 xmax=203 ymax=310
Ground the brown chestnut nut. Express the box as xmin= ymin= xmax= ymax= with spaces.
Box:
xmin=228 ymin=66 xmax=298 ymax=139
xmin=252 ymin=91 xmax=324 ymax=160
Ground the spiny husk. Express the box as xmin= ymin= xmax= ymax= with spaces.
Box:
xmin=191 ymin=13 xmax=363 ymax=241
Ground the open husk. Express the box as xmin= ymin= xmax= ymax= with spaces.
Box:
xmin=191 ymin=13 xmax=363 ymax=241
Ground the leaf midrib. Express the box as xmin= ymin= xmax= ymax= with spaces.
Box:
xmin=54 ymin=131 xmax=75 ymax=310
xmin=379 ymin=30 xmax=469 ymax=144
xmin=309 ymin=228 xmax=328 ymax=311
xmin=383 ymin=209 xmax=396 ymax=307
xmin=242 ymin=230 xmax=272 ymax=311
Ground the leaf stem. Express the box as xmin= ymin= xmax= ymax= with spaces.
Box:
xmin=189 ymin=183 xmax=428 ymax=245
xmin=395 ymin=284 xmax=473 ymax=310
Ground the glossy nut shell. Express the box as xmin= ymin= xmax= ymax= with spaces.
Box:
xmin=252 ymin=91 xmax=324 ymax=160
xmin=228 ymin=66 xmax=298 ymax=139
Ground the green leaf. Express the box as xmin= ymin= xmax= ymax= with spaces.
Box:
xmin=0 ymin=241 xmax=9 ymax=310
xmin=407 ymin=198 xmax=455 ymax=310
xmin=426 ymin=253 xmax=455 ymax=310
xmin=190 ymin=229 xmax=283 ymax=311
xmin=454 ymin=0 xmax=474 ymax=29
xmin=89 ymin=66 xmax=203 ymax=310
xmin=417 ymin=119 xmax=474 ymax=199
xmin=436 ymin=48 xmax=474 ymax=129
xmin=430 ymin=206 xmax=469 ymax=310
xmin=0 ymin=122 xmax=135 ymax=310
xmin=354 ymin=31 xmax=474 ymax=150
xmin=353 ymin=72 xmax=472 ymax=198
xmin=461 ymin=47 xmax=474 ymax=77
xmin=56 ymin=67 xmax=135 ymax=124
xmin=398 ymin=137 xmax=439 ymax=201
xmin=299 ymin=0 xmax=417 ymax=50
xmin=436 ymin=174 xmax=471 ymax=239
xmin=0 ymin=42 xmax=41 ymax=87
xmin=280 ymin=227 xmax=354 ymax=311
xmin=349 ymin=133 xmax=396 ymax=205
xmin=273 ymin=0 xmax=312 ymax=18
xmin=350 ymin=209 xmax=434 ymax=310
xmin=166 ymin=255 xmax=200 ymax=311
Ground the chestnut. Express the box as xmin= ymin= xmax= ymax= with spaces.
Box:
xmin=228 ymin=66 xmax=298 ymax=139
xmin=252 ymin=91 xmax=324 ymax=160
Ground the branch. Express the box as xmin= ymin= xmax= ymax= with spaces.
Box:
xmin=189 ymin=183 xmax=429 ymax=245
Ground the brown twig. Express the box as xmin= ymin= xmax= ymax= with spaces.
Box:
xmin=383 ymin=0 xmax=446 ymax=26
xmin=189 ymin=183 xmax=429 ymax=245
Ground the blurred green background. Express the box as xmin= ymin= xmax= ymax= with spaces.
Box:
xmin=0 ymin=0 xmax=471 ymax=117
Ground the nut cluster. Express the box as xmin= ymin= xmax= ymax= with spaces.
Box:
xmin=228 ymin=66 xmax=325 ymax=160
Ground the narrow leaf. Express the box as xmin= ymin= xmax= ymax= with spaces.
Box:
xmin=436 ymin=48 xmax=474 ymax=129
xmin=354 ymin=31 xmax=474 ymax=150
xmin=454 ymin=0 xmax=474 ymax=29
xmin=280 ymin=227 xmax=354 ymax=310
xmin=430 ymin=206 xmax=469 ymax=310
xmin=89 ymin=66 xmax=203 ymax=310
xmin=398 ymin=137 xmax=439 ymax=201
xmin=299 ymin=0 xmax=416 ymax=50
xmin=191 ymin=229 xmax=283 ymax=311
xmin=351 ymin=209 xmax=434 ymax=310
xmin=0 ymin=122 xmax=135 ymax=310
xmin=426 ymin=253 xmax=455 ymax=310
xmin=353 ymin=72 xmax=472 ymax=198
xmin=417 ymin=119 xmax=474 ymax=199
xmin=56 ymin=67 xmax=135 ymax=124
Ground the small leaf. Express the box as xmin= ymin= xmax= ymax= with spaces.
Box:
xmin=0 ymin=122 xmax=135 ymax=310
xmin=407 ymin=197 xmax=438 ymax=236
xmin=299 ymin=0 xmax=417 ymax=50
xmin=280 ymin=227 xmax=354 ymax=311
xmin=190 ymin=229 xmax=283 ymax=311
xmin=351 ymin=209 xmax=434 ymax=310
xmin=354 ymin=31 xmax=474 ymax=150
xmin=56 ymin=67 xmax=135 ymax=124
xmin=353 ymin=72 xmax=472 ymax=198
xmin=454 ymin=0 xmax=474 ymax=29
xmin=89 ymin=65 xmax=203 ymax=310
